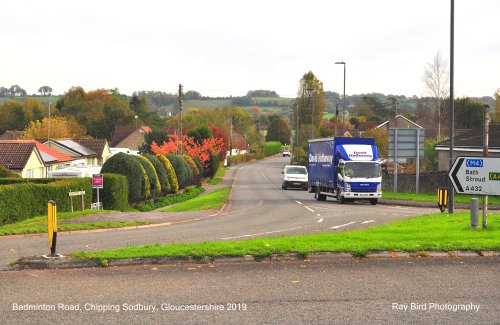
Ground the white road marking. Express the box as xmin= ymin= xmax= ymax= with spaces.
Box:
xmin=220 ymin=227 xmax=303 ymax=240
xmin=305 ymin=206 xmax=315 ymax=213
xmin=362 ymin=220 xmax=375 ymax=224
xmin=317 ymin=218 xmax=323 ymax=223
xmin=330 ymin=221 xmax=356 ymax=229
xmin=295 ymin=200 xmax=302 ymax=205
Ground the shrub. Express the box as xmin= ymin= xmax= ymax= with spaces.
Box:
xmin=204 ymin=151 xmax=220 ymax=178
xmin=166 ymin=154 xmax=192 ymax=189
xmin=101 ymin=152 xmax=145 ymax=203
xmin=0 ymin=166 xmax=21 ymax=178
xmin=156 ymin=155 xmax=178 ymax=193
xmin=192 ymin=156 xmax=204 ymax=178
xmin=138 ymin=164 xmax=151 ymax=199
xmin=143 ymin=154 xmax=169 ymax=195
xmin=183 ymin=154 xmax=201 ymax=185
xmin=0 ymin=178 xmax=92 ymax=225
xmin=99 ymin=173 xmax=128 ymax=211
xmin=136 ymin=155 xmax=161 ymax=198
xmin=264 ymin=141 xmax=282 ymax=157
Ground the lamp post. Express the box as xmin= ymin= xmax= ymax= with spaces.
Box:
xmin=134 ymin=115 xmax=138 ymax=129
xmin=335 ymin=61 xmax=346 ymax=136
xmin=295 ymin=103 xmax=299 ymax=164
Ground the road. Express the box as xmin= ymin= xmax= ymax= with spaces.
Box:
xmin=0 ymin=156 xmax=437 ymax=266
xmin=1 ymin=257 xmax=498 ymax=324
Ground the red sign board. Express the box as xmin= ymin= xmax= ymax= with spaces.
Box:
xmin=92 ymin=174 xmax=103 ymax=189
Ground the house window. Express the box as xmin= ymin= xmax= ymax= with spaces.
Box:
xmin=26 ymin=169 xmax=33 ymax=178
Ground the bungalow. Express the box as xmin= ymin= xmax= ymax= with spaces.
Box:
xmin=44 ymin=139 xmax=110 ymax=167
xmin=0 ymin=142 xmax=45 ymax=178
xmin=435 ymin=125 xmax=500 ymax=171
xmin=111 ymin=126 xmax=152 ymax=151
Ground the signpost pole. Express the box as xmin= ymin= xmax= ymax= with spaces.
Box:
xmin=482 ymin=105 xmax=490 ymax=228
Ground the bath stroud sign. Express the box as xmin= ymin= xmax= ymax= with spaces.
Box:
xmin=449 ymin=157 xmax=500 ymax=195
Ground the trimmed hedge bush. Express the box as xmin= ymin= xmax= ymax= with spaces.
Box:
xmin=136 ymin=155 xmax=161 ymax=199
xmin=192 ymin=156 xmax=204 ymax=178
xmin=101 ymin=152 xmax=145 ymax=203
xmin=0 ymin=166 xmax=21 ymax=178
xmin=99 ymin=173 xmax=128 ymax=211
xmin=264 ymin=141 xmax=282 ymax=157
xmin=0 ymin=178 xmax=56 ymax=185
xmin=226 ymin=153 xmax=258 ymax=166
xmin=0 ymin=178 xmax=92 ymax=225
xmin=143 ymin=154 xmax=169 ymax=195
xmin=156 ymin=155 xmax=178 ymax=194
xmin=204 ymin=151 xmax=220 ymax=178
xmin=182 ymin=154 xmax=201 ymax=186
xmin=166 ymin=154 xmax=192 ymax=189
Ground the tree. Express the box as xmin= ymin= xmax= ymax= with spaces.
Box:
xmin=38 ymin=86 xmax=53 ymax=96
xmin=422 ymin=52 xmax=449 ymax=137
xmin=422 ymin=136 xmax=447 ymax=171
xmin=454 ymin=97 xmax=484 ymax=129
xmin=187 ymin=125 xmax=212 ymax=145
xmin=362 ymin=127 xmax=388 ymax=158
xmin=9 ymin=85 xmax=27 ymax=97
xmin=21 ymin=116 xmax=88 ymax=139
xmin=138 ymin=128 xmax=170 ymax=154
xmin=494 ymin=89 xmax=500 ymax=125
xmin=295 ymin=71 xmax=326 ymax=140
xmin=266 ymin=117 xmax=291 ymax=145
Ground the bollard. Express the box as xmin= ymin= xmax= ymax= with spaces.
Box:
xmin=470 ymin=198 xmax=479 ymax=229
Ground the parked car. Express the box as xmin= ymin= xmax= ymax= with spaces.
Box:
xmin=282 ymin=149 xmax=291 ymax=157
xmin=282 ymin=165 xmax=308 ymax=190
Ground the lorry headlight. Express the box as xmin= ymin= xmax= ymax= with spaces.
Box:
xmin=345 ymin=183 xmax=351 ymax=192
xmin=377 ymin=183 xmax=382 ymax=192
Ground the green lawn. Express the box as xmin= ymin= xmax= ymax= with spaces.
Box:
xmin=161 ymin=188 xmax=230 ymax=212
xmin=383 ymin=191 xmax=500 ymax=205
xmin=0 ymin=210 xmax=152 ymax=236
xmin=72 ymin=212 xmax=499 ymax=260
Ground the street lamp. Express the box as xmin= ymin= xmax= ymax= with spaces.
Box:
xmin=134 ymin=115 xmax=138 ymax=129
xmin=335 ymin=61 xmax=346 ymax=136
xmin=295 ymin=103 xmax=299 ymax=164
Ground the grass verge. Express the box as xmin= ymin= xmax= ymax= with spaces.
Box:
xmin=382 ymin=191 xmax=500 ymax=205
xmin=161 ymin=188 xmax=230 ymax=212
xmin=0 ymin=210 xmax=152 ymax=236
xmin=71 ymin=212 xmax=499 ymax=260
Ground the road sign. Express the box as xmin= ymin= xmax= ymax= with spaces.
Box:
xmin=448 ymin=157 xmax=500 ymax=196
xmin=92 ymin=174 xmax=103 ymax=189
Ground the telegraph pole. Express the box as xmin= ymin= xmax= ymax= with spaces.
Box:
xmin=178 ymin=84 xmax=183 ymax=154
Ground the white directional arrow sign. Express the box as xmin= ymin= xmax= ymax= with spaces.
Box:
xmin=448 ymin=157 xmax=500 ymax=196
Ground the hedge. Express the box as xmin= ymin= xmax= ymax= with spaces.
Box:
xmin=101 ymin=152 xmax=145 ymax=203
xmin=98 ymin=173 xmax=128 ymax=211
xmin=166 ymin=154 xmax=192 ymax=189
xmin=182 ymin=154 xmax=201 ymax=186
xmin=157 ymin=155 xmax=178 ymax=194
xmin=0 ymin=166 xmax=21 ymax=178
xmin=136 ymin=155 xmax=161 ymax=199
xmin=226 ymin=153 xmax=258 ymax=166
xmin=0 ymin=178 xmax=56 ymax=185
xmin=0 ymin=178 xmax=92 ymax=225
xmin=143 ymin=154 xmax=169 ymax=195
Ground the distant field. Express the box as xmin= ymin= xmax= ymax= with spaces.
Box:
xmin=252 ymin=97 xmax=294 ymax=105
xmin=185 ymin=99 xmax=233 ymax=108
xmin=0 ymin=96 xmax=59 ymax=106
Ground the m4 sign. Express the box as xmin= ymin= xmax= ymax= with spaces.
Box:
xmin=449 ymin=157 xmax=500 ymax=196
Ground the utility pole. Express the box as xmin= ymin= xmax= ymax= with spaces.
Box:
xmin=47 ymin=95 xmax=52 ymax=143
xmin=178 ymin=84 xmax=183 ymax=155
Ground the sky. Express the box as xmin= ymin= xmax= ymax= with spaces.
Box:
xmin=2 ymin=0 xmax=499 ymax=99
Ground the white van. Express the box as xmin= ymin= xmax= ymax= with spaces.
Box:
xmin=281 ymin=165 xmax=308 ymax=190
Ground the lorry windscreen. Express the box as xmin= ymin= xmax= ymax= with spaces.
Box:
xmin=344 ymin=162 xmax=381 ymax=178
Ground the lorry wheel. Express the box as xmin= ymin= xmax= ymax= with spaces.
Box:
xmin=370 ymin=199 xmax=378 ymax=205
xmin=336 ymin=189 xmax=345 ymax=204
xmin=315 ymin=188 xmax=326 ymax=201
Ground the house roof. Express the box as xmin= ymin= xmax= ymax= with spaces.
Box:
xmin=376 ymin=115 xmax=424 ymax=129
xmin=74 ymin=139 xmax=108 ymax=156
xmin=111 ymin=126 xmax=137 ymax=147
xmin=0 ymin=140 xmax=75 ymax=164
xmin=0 ymin=142 xmax=39 ymax=170
xmin=0 ymin=131 xmax=23 ymax=140
xmin=47 ymin=139 xmax=98 ymax=157
xmin=435 ymin=125 xmax=500 ymax=150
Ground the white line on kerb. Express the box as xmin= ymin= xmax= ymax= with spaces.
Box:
xmin=362 ymin=220 xmax=375 ymax=224
xmin=305 ymin=206 xmax=315 ymax=213
xmin=295 ymin=201 xmax=303 ymax=205
xmin=220 ymin=227 xmax=302 ymax=240
xmin=330 ymin=221 xmax=356 ymax=229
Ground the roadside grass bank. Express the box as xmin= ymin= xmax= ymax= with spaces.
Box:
xmin=204 ymin=166 xmax=228 ymax=186
xmin=0 ymin=210 xmax=152 ymax=236
xmin=71 ymin=212 xmax=500 ymax=261
xmin=161 ymin=188 xmax=230 ymax=212
xmin=382 ymin=191 xmax=500 ymax=205
xmin=132 ymin=187 xmax=205 ymax=212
